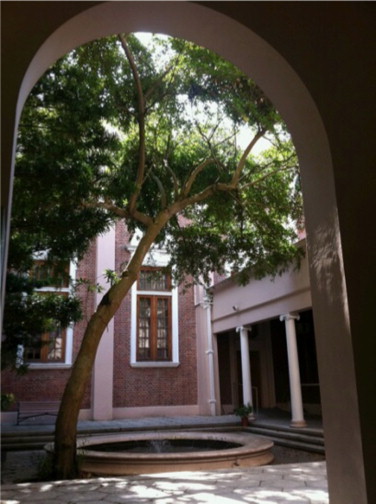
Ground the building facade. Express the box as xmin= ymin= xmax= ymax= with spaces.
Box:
xmin=2 ymin=222 xmax=319 ymax=429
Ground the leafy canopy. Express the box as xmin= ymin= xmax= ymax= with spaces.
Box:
xmin=5 ymin=33 xmax=303 ymax=368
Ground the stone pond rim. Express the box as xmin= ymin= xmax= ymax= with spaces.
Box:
xmin=46 ymin=431 xmax=274 ymax=476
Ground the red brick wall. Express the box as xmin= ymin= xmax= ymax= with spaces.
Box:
xmin=112 ymin=222 xmax=198 ymax=408
xmin=113 ymin=220 xmax=132 ymax=407
xmin=2 ymin=224 xmax=198 ymax=412
xmin=112 ymin=282 xmax=198 ymax=408
xmin=1 ymin=240 xmax=97 ymax=409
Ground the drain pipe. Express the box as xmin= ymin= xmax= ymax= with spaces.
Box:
xmin=203 ymin=293 xmax=216 ymax=416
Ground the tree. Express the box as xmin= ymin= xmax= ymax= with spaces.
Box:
xmin=2 ymin=44 xmax=120 ymax=372
xmin=11 ymin=33 xmax=303 ymax=477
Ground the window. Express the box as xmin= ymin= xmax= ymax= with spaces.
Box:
xmin=136 ymin=268 xmax=171 ymax=361
xmin=139 ymin=268 xmax=171 ymax=291
xmin=131 ymin=266 xmax=179 ymax=367
xmin=30 ymin=260 xmax=70 ymax=287
xmin=25 ymin=325 xmax=66 ymax=363
xmin=137 ymin=295 xmax=171 ymax=361
xmin=23 ymin=258 xmax=75 ymax=368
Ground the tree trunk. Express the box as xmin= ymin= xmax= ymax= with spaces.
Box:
xmin=53 ymin=217 xmax=170 ymax=478
xmin=53 ymin=306 xmax=116 ymax=478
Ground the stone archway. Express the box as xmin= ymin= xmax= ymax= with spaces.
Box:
xmin=4 ymin=3 xmax=372 ymax=503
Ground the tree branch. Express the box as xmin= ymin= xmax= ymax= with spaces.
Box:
xmin=165 ymin=162 xmax=180 ymax=200
xmin=239 ymin=164 xmax=297 ymax=190
xmin=83 ymin=200 xmax=152 ymax=226
xmin=130 ymin=209 xmax=154 ymax=226
xmin=83 ymin=200 xmax=127 ymax=218
xmin=181 ymin=158 xmax=217 ymax=198
xmin=231 ymin=128 xmax=266 ymax=185
xmin=169 ymin=161 xmax=295 ymax=219
xmin=151 ymin=172 xmax=168 ymax=209
xmin=170 ymin=180 xmax=236 ymax=216
xmin=144 ymin=59 xmax=177 ymax=101
xmin=195 ymin=121 xmax=220 ymax=149
xmin=118 ymin=33 xmax=146 ymax=214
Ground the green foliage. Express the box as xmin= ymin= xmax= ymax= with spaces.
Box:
xmin=171 ymin=38 xmax=283 ymax=131
xmin=2 ymin=272 xmax=82 ymax=372
xmin=104 ymin=269 xmax=121 ymax=286
xmin=5 ymin=32 xmax=304 ymax=373
xmin=166 ymin=138 xmax=303 ymax=285
xmin=1 ymin=393 xmax=16 ymax=411
xmin=234 ymin=403 xmax=253 ymax=417
xmin=12 ymin=41 xmax=123 ymax=265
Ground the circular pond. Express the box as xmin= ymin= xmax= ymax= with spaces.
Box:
xmin=70 ymin=431 xmax=274 ymax=476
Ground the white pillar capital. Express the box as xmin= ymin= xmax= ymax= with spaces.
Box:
xmin=236 ymin=325 xmax=252 ymax=334
xmin=280 ymin=313 xmax=300 ymax=322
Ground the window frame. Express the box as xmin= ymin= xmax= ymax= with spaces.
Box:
xmin=25 ymin=324 xmax=67 ymax=363
xmin=137 ymin=293 xmax=172 ymax=362
xmin=138 ymin=266 xmax=172 ymax=292
xmin=30 ymin=260 xmax=70 ymax=288
xmin=130 ymin=266 xmax=179 ymax=368
xmin=24 ymin=257 xmax=76 ymax=369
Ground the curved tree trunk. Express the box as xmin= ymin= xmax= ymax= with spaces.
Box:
xmin=54 ymin=304 xmax=117 ymax=478
xmin=53 ymin=217 xmax=170 ymax=478
xmin=53 ymin=188 xmax=231 ymax=478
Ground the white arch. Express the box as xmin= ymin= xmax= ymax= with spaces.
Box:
xmin=18 ymin=3 xmax=339 ymax=301
xmin=20 ymin=2 xmax=331 ymax=171
xmin=8 ymin=3 xmax=366 ymax=502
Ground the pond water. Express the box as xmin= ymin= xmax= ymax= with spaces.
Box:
xmin=84 ymin=438 xmax=242 ymax=454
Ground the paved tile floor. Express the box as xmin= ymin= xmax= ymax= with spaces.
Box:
xmin=1 ymin=413 xmax=327 ymax=503
xmin=1 ymin=462 xmax=328 ymax=504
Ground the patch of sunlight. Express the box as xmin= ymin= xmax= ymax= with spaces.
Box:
xmin=247 ymin=490 xmax=310 ymax=503
xmin=127 ymin=484 xmax=169 ymax=499
xmin=113 ymin=481 xmax=129 ymax=489
xmin=186 ymin=494 xmax=242 ymax=504
xmin=155 ymin=480 xmax=213 ymax=492
xmin=295 ymin=488 xmax=328 ymax=503
xmin=39 ymin=483 xmax=54 ymax=492
xmin=150 ymin=470 xmax=220 ymax=481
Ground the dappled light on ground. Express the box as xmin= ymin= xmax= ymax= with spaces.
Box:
xmin=1 ymin=462 xmax=328 ymax=503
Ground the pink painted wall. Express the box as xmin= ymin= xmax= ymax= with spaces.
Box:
xmin=211 ymin=249 xmax=311 ymax=333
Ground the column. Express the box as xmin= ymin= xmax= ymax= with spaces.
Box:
xmin=203 ymin=294 xmax=216 ymax=416
xmin=236 ymin=326 xmax=254 ymax=418
xmin=280 ymin=313 xmax=306 ymax=427
xmin=92 ymin=226 xmax=115 ymax=421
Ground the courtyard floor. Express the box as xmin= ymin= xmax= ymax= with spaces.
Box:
xmin=1 ymin=412 xmax=327 ymax=503
xmin=1 ymin=461 xmax=328 ymax=504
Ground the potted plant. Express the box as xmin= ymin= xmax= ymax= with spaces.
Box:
xmin=234 ymin=403 xmax=253 ymax=426
xmin=1 ymin=393 xmax=15 ymax=411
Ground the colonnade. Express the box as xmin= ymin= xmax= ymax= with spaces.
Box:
xmin=236 ymin=313 xmax=306 ymax=427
